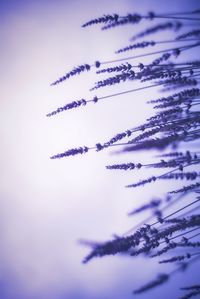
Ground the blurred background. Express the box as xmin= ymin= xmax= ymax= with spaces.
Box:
xmin=0 ymin=0 xmax=199 ymax=298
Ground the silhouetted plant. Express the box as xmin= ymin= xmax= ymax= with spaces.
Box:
xmin=48 ymin=6 xmax=200 ymax=298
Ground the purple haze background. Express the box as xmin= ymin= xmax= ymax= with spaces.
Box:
xmin=0 ymin=0 xmax=200 ymax=298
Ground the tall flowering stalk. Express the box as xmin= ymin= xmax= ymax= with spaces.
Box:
xmin=48 ymin=7 xmax=200 ymax=298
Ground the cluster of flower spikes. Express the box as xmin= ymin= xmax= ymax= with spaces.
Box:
xmin=48 ymin=6 xmax=200 ymax=299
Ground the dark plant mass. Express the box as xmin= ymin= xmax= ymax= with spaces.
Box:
xmin=48 ymin=6 xmax=200 ymax=299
